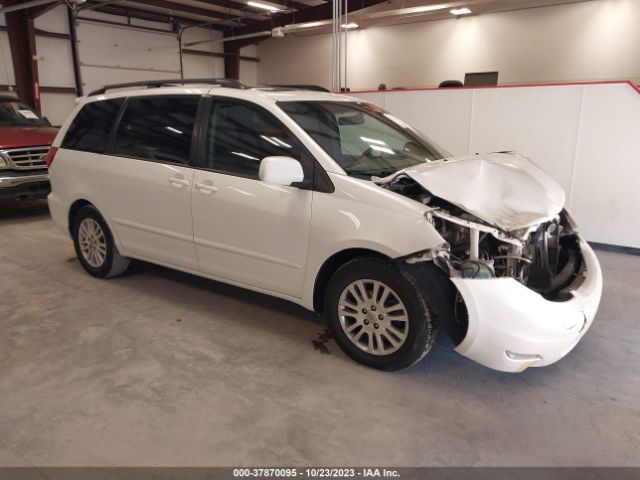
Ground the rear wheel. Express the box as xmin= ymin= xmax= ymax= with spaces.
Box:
xmin=324 ymin=257 xmax=436 ymax=371
xmin=72 ymin=205 xmax=130 ymax=278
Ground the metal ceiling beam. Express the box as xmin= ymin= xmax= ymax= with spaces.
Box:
xmin=231 ymin=0 xmax=388 ymax=36
xmin=0 ymin=0 xmax=57 ymax=15
xmin=194 ymin=0 xmax=310 ymax=14
xmin=84 ymin=1 xmax=231 ymax=28
xmin=126 ymin=0 xmax=230 ymax=20
xmin=194 ymin=0 xmax=268 ymax=13
xmin=98 ymin=0 xmax=268 ymax=25
xmin=283 ymin=0 xmax=314 ymax=11
xmin=27 ymin=0 xmax=64 ymax=18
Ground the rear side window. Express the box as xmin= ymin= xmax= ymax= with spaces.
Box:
xmin=61 ymin=99 xmax=123 ymax=153
xmin=113 ymin=95 xmax=200 ymax=165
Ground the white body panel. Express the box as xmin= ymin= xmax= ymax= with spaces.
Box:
xmin=192 ymin=169 xmax=312 ymax=297
xmin=49 ymin=151 xmax=198 ymax=270
xmin=48 ymin=149 xmax=107 ymax=231
xmin=299 ymin=173 xmax=445 ymax=309
xmin=48 ymin=84 xmax=604 ymax=373
xmin=402 ymin=152 xmax=566 ymax=231
xmin=453 ymin=239 xmax=603 ymax=372
xmin=98 ymin=155 xmax=198 ymax=270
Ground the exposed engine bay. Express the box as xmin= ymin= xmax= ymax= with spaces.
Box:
xmin=378 ymin=173 xmax=585 ymax=302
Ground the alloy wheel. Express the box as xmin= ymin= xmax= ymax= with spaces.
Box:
xmin=337 ymin=279 xmax=409 ymax=355
xmin=78 ymin=218 xmax=107 ymax=268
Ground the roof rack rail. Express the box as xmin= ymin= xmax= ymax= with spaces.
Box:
xmin=265 ymin=84 xmax=331 ymax=93
xmin=88 ymin=78 xmax=246 ymax=96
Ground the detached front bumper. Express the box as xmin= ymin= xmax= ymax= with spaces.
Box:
xmin=452 ymin=238 xmax=602 ymax=372
xmin=0 ymin=170 xmax=50 ymax=200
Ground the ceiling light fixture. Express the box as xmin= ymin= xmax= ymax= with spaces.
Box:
xmin=342 ymin=22 xmax=359 ymax=29
xmin=414 ymin=4 xmax=447 ymax=13
xmin=300 ymin=21 xmax=324 ymax=28
xmin=450 ymin=7 xmax=471 ymax=15
xmin=248 ymin=1 xmax=282 ymax=12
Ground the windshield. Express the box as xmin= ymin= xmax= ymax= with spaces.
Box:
xmin=0 ymin=100 xmax=48 ymax=127
xmin=278 ymin=101 xmax=450 ymax=178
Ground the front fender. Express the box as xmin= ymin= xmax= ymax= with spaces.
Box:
xmin=300 ymin=174 xmax=446 ymax=310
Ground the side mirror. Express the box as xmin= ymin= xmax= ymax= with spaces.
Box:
xmin=259 ymin=156 xmax=304 ymax=187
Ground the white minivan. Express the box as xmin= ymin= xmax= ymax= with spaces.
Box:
xmin=47 ymin=79 xmax=602 ymax=372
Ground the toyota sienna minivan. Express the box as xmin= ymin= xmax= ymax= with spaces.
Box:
xmin=47 ymin=79 xmax=602 ymax=372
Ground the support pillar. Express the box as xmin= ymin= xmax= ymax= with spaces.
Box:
xmin=5 ymin=8 xmax=41 ymax=113
xmin=223 ymin=42 xmax=240 ymax=80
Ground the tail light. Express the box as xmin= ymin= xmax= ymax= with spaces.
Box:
xmin=46 ymin=147 xmax=58 ymax=167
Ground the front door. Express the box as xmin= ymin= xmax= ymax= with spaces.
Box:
xmin=191 ymin=98 xmax=313 ymax=297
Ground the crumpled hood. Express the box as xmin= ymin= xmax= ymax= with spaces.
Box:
xmin=401 ymin=152 xmax=566 ymax=231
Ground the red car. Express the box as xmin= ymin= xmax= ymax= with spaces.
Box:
xmin=0 ymin=95 xmax=57 ymax=201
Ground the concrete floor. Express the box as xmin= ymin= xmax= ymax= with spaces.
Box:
xmin=0 ymin=200 xmax=639 ymax=467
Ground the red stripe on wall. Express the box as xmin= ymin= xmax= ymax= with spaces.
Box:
xmin=341 ymin=80 xmax=640 ymax=95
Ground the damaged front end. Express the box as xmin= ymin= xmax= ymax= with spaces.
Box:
xmin=377 ymin=153 xmax=583 ymax=299
xmin=377 ymin=153 xmax=602 ymax=371
xmin=426 ymin=204 xmax=584 ymax=300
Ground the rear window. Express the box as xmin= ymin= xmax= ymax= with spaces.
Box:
xmin=113 ymin=95 xmax=200 ymax=165
xmin=61 ymin=99 xmax=123 ymax=154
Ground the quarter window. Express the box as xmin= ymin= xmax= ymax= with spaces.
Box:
xmin=205 ymin=100 xmax=302 ymax=179
xmin=61 ymin=99 xmax=123 ymax=154
xmin=113 ymin=95 xmax=200 ymax=165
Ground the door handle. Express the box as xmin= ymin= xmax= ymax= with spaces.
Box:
xmin=168 ymin=177 xmax=190 ymax=187
xmin=195 ymin=182 xmax=218 ymax=193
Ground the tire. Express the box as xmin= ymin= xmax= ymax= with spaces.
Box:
xmin=72 ymin=205 xmax=130 ymax=278
xmin=323 ymin=257 xmax=436 ymax=371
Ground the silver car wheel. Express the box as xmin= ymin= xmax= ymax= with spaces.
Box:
xmin=338 ymin=279 xmax=409 ymax=356
xmin=78 ymin=218 xmax=107 ymax=268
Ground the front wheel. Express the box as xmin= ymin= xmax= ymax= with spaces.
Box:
xmin=323 ymin=257 xmax=436 ymax=371
xmin=72 ymin=205 xmax=130 ymax=278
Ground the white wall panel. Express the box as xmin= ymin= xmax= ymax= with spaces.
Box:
xmin=259 ymin=33 xmax=331 ymax=88
xmin=40 ymin=92 xmax=76 ymax=126
xmin=180 ymin=28 xmax=224 ymax=80
xmin=0 ymin=31 xmax=14 ymax=87
xmin=77 ymin=23 xmax=179 ymax=70
xmin=350 ymin=82 xmax=640 ymax=248
xmin=570 ymin=84 xmax=640 ymax=247
xmin=354 ymin=91 xmax=386 ymax=107
xmin=76 ymin=20 xmax=230 ymax=94
xmin=36 ymin=37 xmax=75 ymax=88
xmin=469 ymin=85 xmax=584 ymax=194
xmin=240 ymin=45 xmax=258 ymax=85
xmin=385 ymin=89 xmax=474 ymax=156
xmin=181 ymin=28 xmax=223 ymax=54
xmin=77 ymin=22 xmax=179 ymax=94
xmin=34 ymin=4 xmax=69 ymax=34
xmin=34 ymin=6 xmax=76 ymax=126
xmin=1 ymin=6 xmax=236 ymax=123
xmin=182 ymin=54 xmax=224 ymax=79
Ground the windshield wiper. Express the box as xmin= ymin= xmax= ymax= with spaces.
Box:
xmin=348 ymin=169 xmax=398 ymax=178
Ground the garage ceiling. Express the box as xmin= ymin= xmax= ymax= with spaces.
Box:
xmin=80 ymin=0 xmax=332 ymax=27
xmin=73 ymin=0 xmax=595 ymax=30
